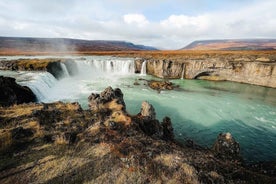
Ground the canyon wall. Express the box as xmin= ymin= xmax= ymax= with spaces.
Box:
xmin=136 ymin=56 xmax=276 ymax=88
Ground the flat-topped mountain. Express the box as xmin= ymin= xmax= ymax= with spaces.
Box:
xmin=182 ymin=39 xmax=276 ymax=50
xmin=0 ymin=36 xmax=157 ymax=53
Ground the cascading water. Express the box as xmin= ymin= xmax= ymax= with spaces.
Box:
xmin=181 ymin=68 xmax=185 ymax=79
xmin=18 ymin=72 xmax=58 ymax=101
xmin=24 ymin=57 xmax=136 ymax=102
xmin=74 ymin=58 xmax=135 ymax=75
xmin=140 ymin=61 xmax=147 ymax=75
xmin=60 ymin=63 xmax=70 ymax=77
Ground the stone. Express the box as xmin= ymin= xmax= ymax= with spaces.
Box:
xmin=161 ymin=117 xmax=174 ymax=141
xmin=0 ymin=76 xmax=36 ymax=106
xmin=148 ymin=80 xmax=175 ymax=91
xmin=88 ymin=86 xmax=126 ymax=112
xmin=212 ymin=132 xmax=241 ymax=161
xmin=140 ymin=101 xmax=156 ymax=120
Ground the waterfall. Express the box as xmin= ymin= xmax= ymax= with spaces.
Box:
xmin=181 ymin=68 xmax=185 ymax=79
xmin=140 ymin=61 xmax=147 ymax=75
xmin=71 ymin=58 xmax=135 ymax=78
xmin=6 ymin=56 xmax=136 ymax=102
xmin=90 ymin=58 xmax=135 ymax=74
xmin=19 ymin=72 xmax=58 ymax=101
xmin=60 ymin=63 xmax=70 ymax=77
xmin=181 ymin=64 xmax=185 ymax=79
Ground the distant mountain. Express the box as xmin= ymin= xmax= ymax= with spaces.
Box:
xmin=0 ymin=37 xmax=157 ymax=53
xmin=182 ymin=39 xmax=276 ymax=50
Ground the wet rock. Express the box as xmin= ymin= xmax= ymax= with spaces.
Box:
xmin=46 ymin=61 xmax=64 ymax=79
xmin=148 ymin=80 xmax=174 ymax=91
xmin=212 ymin=132 xmax=241 ymax=161
xmin=0 ymin=76 xmax=36 ymax=106
xmin=133 ymin=81 xmax=140 ymax=85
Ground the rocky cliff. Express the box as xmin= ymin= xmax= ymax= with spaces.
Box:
xmin=0 ymin=76 xmax=36 ymax=106
xmin=136 ymin=55 xmax=276 ymax=88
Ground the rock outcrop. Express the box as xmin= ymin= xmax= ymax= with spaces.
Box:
xmin=88 ymin=87 xmax=131 ymax=128
xmin=88 ymin=86 xmax=126 ymax=112
xmin=0 ymin=76 xmax=36 ymax=106
xmin=212 ymin=132 xmax=241 ymax=161
xmin=0 ymin=58 xmax=74 ymax=79
xmin=148 ymin=80 xmax=176 ymax=91
xmin=135 ymin=101 xmax=174 ymax=141
xmin=140 ymin=101 xmax=156 ymax=120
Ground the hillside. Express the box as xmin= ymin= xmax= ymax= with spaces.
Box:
xmin=0 ymin=37 xmax=157 ymax=53
xmin=182 ymin=39 xmax=276 ymax=50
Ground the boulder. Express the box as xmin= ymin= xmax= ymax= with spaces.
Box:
xmin=212 ymin=132 xmax=241 ymax=161
xmin=140 ymin=101 xmax=156 ymax=120
xmin=148 ymin=80 xmax=178 ymax=91
xmin=0 ymin=76 xmax=36 ymax=106
xmin=88 ymin=86 xmax=126 ymax=112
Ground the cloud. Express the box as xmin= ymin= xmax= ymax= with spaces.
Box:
xmin=161 ymin=15 xmax=209 ymax=28
xmin=0 ymin=0 xmax=276 ymax=49
xmin=123 ymin=14 xmax=149 ymax=26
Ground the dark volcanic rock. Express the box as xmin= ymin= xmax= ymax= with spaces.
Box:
xmin=161 ymin=116 xmax=174 ymax=141
xmin=46 ymin=61 xmax=64 ymax=79
xmin=212 ymin=132 xmax=241 ymax=161
xmin=136 ymin=101 xmax=175 ymax=141
xmin=0 ymin=76 xmax=36 ymax=106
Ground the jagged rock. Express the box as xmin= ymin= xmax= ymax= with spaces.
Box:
xmin=162 ymin=117 xmax=174 ymax=141
xmin=88 ymin=86 xmax=126 ymax=112
xmin=136 ymin=102 xmax=175 ymax=141
xmin=140 ymin=101 xmax=156 ymax=120
xmin=212 ymin=132 xmax=241 ymax=161
xmin=0 ymin=76 xmax=36 ymax=106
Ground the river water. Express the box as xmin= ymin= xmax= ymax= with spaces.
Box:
xmin=0 ymin=55 xmax=275 ymax=162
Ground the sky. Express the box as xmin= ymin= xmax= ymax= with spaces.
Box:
xmin=0 ymin=0 xmax=275 ymax=49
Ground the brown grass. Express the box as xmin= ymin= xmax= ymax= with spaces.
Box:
xmin=0 ymin=104 xmax=43 ymax=119
xmin=54 ymin=134 xmax=69 ymax=145
xmin=0 ymin=130 xmax=12 ymax=151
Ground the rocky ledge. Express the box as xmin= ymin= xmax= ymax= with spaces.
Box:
xmin=0 ymin=58 xmax=77 ymax=79
xmin=0 ymin=87 xmax=275 ymax=183
xmin=135 ymin=53 xmax=276 ymax=88
xmin=0 ymin=76 xmax=36 ymax=106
